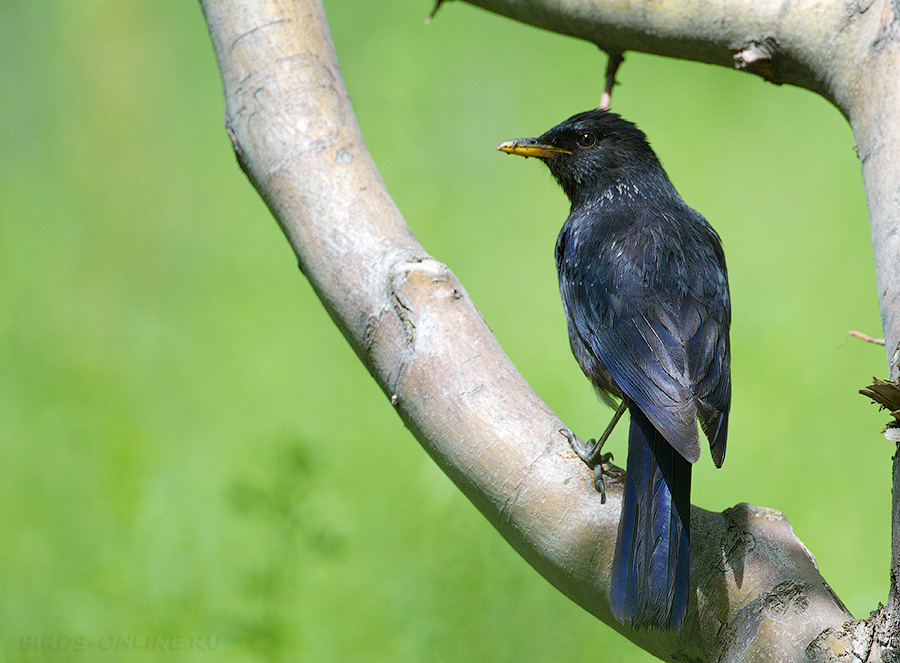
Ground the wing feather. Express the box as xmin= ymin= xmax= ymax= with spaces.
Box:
xmin=557 ymin=204 xmax=730 ymax=464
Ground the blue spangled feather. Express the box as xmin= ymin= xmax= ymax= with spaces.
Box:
xmin=610 ymin=406 xmax=691 ymax=630
xmin=556 ymin=201 xmax=731 ymax=467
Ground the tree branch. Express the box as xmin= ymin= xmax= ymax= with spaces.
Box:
xmin=199 ymin=0 xmax=899 ymax=659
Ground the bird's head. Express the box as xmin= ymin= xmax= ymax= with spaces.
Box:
xmin=498 ymin=109 xmax=664 ymax=206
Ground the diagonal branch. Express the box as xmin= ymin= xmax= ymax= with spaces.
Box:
xmin=198 ymin=0 xmax=900 ymax=659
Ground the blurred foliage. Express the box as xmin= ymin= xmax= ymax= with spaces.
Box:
xmin=0 ymin=0 xmax=888 ymax=661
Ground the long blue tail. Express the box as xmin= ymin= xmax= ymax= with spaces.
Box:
xmin=609 ymin=406 xmax=692 ymax=630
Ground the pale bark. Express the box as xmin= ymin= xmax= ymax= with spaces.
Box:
xmin=199 ymin=0 xmax=900 ymax=659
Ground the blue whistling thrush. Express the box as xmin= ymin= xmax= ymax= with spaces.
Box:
xmin=498 ymin=110 xmax=731 ymax=630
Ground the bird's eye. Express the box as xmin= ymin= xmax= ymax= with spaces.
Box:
xmin=576 ymin=132 xmax=596 ymax=148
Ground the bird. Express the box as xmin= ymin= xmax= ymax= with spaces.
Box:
xmin=497 ymin=109 xmax=731 ymax=631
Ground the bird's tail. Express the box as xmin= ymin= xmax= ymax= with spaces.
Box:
xmin=609 ymin=405 xmax=692 ymax=630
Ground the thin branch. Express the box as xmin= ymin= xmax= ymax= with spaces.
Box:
xmin=425 ymin=0 xmax=450 ymax=25
xmin=598 ymin=50 xmax=623 ymax=111
xmin=851 ymin=330 xmax=887 ymax=346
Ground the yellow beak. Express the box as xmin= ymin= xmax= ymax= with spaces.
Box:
xmin=497 ymin=139 xmax=572 ymax=158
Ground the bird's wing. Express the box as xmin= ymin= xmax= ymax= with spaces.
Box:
xmin=558 ymin=215 xmax=729 ymax=464
xmin=685 ymin=285 xmax=730 ymax=467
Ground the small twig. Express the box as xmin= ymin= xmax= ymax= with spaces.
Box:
xmin=850 ymin=330 xmax=886 ymax=345
xmin=425 ymin=0 xmax=449 ymax=24
xmin=599 ymin=50 xmax=624 ymax=110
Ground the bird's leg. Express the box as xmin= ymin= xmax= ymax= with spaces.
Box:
xmin=561 ymin=401 xmax=627 ymax=503
xmin=571 ymin=400 xmax=626 ymax=465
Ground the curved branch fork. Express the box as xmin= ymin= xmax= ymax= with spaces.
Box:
xmin=201 ymin=0 xmax=872 ymax=659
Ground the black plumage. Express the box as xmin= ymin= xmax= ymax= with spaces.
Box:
xmin=499 ymin=110 xmax=731 ymax=630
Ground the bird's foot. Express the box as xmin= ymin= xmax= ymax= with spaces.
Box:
xmin=561 ymin=428 xmax=613 ymax=466
xmin=560 ymin=428 xmax=614 ymax=504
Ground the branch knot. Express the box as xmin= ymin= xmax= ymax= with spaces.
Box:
xmin=733 ymin=37 xmax=779 ymax=82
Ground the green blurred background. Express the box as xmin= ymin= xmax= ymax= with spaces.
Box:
xmin=0 ymin=0 xmax=889 ymax=660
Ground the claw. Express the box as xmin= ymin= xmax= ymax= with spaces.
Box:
xmin=560 ymin=401 xmax=628 ymax=504
xmin=560 ymin=428 xmax=614 ymax=504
